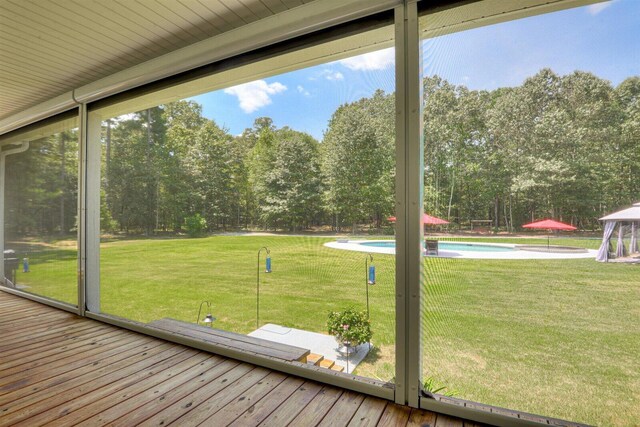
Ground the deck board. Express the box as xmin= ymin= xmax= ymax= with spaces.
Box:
xmin=0 ymin=328 xmax=124 ymax=371
xmin=407 ymin=407 xmax=438 ymax=426
xmin=138 ymin=363 xmax=256 ymax=426
xmin=288 ymin=386 xmax=344 ymax=427
xmin=0 ymin=344 xmax=178 ymax=423
xmin=228 ymin=376 xmax=305 ymax=426
xmin=347 ymin=396 xmax=388 ymax=426
xmin=74 ymin=354 xmax=223 ymax=426
xmin=435 ymin=413 xmax=465 ymax=427
xmin=378 ymin=403 xmax=412 ymax=426
xmin=198 ymin=371 xmax=289 ymax=425
xmin=0 ymin=291 xmax=474 ymax=427
xmin=316 ymin=390 xmax=365 ymax=426
xmin=168 ymin=367 xmax=274 ymax=425
xmin=257 ymin=381 xmax=324 ymax=426
xmin=17 ymin=352 xmax=205 ymax=427
xmin=0 ymin=323 xmax=109 ymax=358
xmin=0 ymin=334 xmax=148 ymax=391
xmin=108 ymin=359 xmax=240 ymax=426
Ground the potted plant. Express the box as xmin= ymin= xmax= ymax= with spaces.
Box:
xmin=327 ymin=307 xmax=372 ymax=355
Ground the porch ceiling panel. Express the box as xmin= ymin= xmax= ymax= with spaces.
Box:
xmin=0 ymin=0 xmax=315 ymax=121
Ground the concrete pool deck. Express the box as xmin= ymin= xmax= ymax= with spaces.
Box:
xmin=324 ymin=240 xmax=598 ymax=260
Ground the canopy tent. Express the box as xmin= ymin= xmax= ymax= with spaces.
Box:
xmin=599 ymin=203 xmax=640 ymax=221
xmin=596 ymin=202 xmax=640 ymax=262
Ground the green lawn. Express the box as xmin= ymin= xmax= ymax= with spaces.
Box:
xmin=8 ymin=234 xmax=639 ymax=426
xmin=422 ymin=240 xmax=639 ymax=426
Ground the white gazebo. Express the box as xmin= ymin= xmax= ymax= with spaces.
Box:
xmin=596 ymin=203 xmax=640 ymax=262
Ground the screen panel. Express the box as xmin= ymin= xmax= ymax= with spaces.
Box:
xmin=419 ymin=1 xmax=640 ymax=424
xmin=1 ymin=113 xmax=79 ymax=306
xmin=89 ymin=23 xmax=398 ymax=383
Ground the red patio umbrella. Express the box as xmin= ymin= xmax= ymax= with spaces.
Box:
xmin=387 ymin=214 xmax=449 ymax=225
xmin=522 ymin=219 xmax=577 ymax=249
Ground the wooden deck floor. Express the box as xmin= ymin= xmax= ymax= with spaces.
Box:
xmin=0 ymin=292 xmax=480 ymax=427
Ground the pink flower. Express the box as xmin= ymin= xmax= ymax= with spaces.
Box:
xmin=342 ymin=324 xmax=349 ymax=330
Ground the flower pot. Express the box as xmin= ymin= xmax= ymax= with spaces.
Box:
xmin=338 ymin=341 xmax=357 ymax=356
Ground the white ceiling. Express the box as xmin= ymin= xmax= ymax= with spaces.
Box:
xmin=0 ymin=0 xmax=598 ymax=125
xmin=0 ymin=0 xmax=314 ymax=121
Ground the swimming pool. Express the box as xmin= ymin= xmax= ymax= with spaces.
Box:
xmin=324 ymin=239 xmax=598 ymax=260
xmin=359 ymin=241 xmax=514 ymax=253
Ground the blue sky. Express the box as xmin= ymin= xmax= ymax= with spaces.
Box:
xmin=190 ymin=0 xmax=638 ymax=140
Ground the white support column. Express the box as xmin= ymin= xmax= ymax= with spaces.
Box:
xmin=85 ymin=110 xmax=102 ymax=313
xmin=78 ymin=104 xmax=87 ymax=315
xmin=405 ymin=0 xmax=424 ymax=408
xmin=394 ymin=3 xmax=408 ymax=404
xmin=1 ymin=152 xmax=6 ymax=282
xmin=394 ymin=0 xmax=423 ymax=407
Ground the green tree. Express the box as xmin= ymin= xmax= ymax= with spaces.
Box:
xmin=160 ymin=101 xmax=205 ymax=231
xmin=260 ymin=128 xmax=322 ymax=231
xmin=246 ymin=118 xmax=278 ymax=228
xmin=487 ymin=69 xmax=625 ymax=227
xmin=322 ymin=90 xmax=395 ymax=232
xmin=614 ymin=76 xmax=640 ymax=210
xmin=4 ymin=130 xmax=78 ymax=236
xmin=105 ymin=107 xmax=165 ymax=234
xmin=190 ymin=120 xmax=235 ymax=230
xmin=245 ymin=119 xmax=322 ymax=230
xmin=423 ymin=76 xmax=491 ymax=225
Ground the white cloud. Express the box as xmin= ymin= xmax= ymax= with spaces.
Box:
xmin=586 ymin=1 xmax=613 ymax=15
xmin=309 ymin=69 xmax=345 ymax=82
xmin=224 ymin=80 xmax=287 ymax=113
xmin=316 ymin=69 xmax=344 ymax=81
xmin=325 ymin=71 xmax=344 ymax=81
xmin=339 ymin=48 xmax=394 ymax=71
xmin=297 ymin=85 xmax=310 ymax=96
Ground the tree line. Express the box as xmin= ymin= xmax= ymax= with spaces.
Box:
xmin=5 ymin=130 xmax=78 ymax=236
xmin=4 ymin=69 xmax=639 ymax=236
xmin=98 ymin=89 xmax=394 ymax=234
xmin=425 ymin=69 xmax=639 ymax=231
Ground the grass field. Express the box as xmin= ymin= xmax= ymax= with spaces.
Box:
xmin=7 ymin=234 xmax=639 ymax=426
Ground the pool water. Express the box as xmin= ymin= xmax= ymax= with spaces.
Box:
xmin=325 ymin=239 xmax=597 ymax=259
xmin=358 ymin=241 xmax=515 ymax=253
